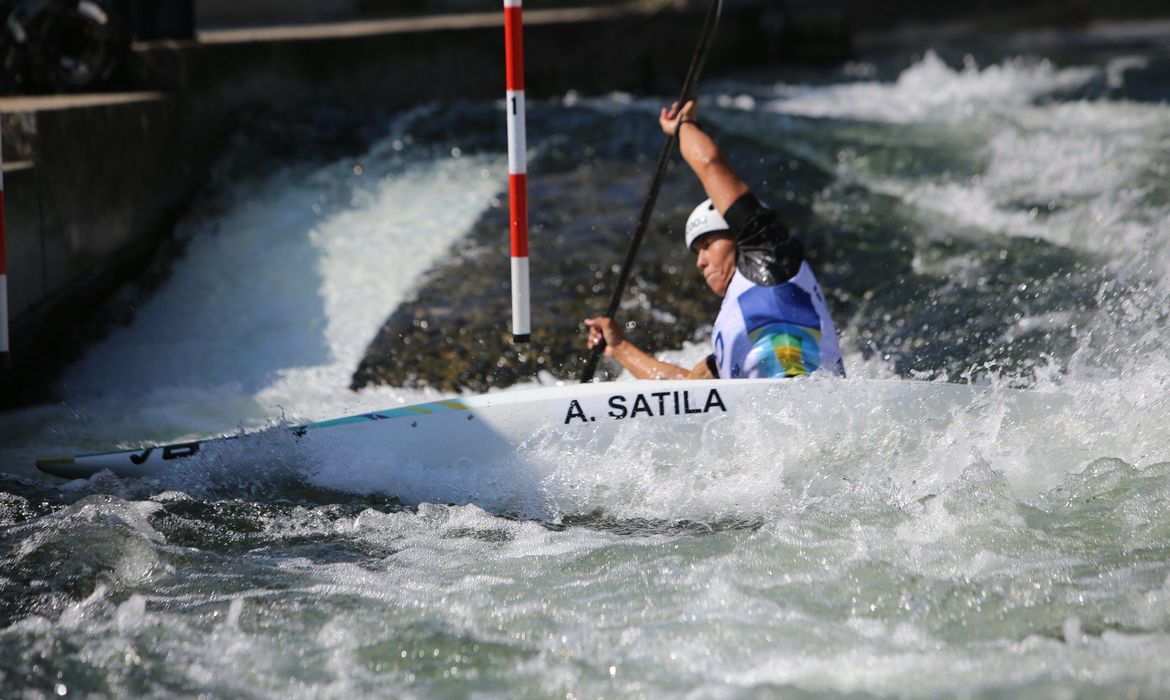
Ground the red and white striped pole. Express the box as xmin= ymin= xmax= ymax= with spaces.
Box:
xmin=0 ymin=126 xmax=8 ymax=364
xmin=504 ymin=0 xmax=530 ymax=343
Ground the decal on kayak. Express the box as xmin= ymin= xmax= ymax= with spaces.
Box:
xmin=305 ymin=399 xmax=471 ymax=430
xmin=128 ymin=442 xmax=201 ymax=464
xmin=564 ymin=388 xmax=726 ymax=424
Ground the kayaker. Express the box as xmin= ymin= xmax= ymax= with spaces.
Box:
xmin=585 ymin=99 xmax=845 ymax=380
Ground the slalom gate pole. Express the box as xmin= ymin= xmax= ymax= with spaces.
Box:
xmin=580 ymin=0 xmax=723 ymax=383
xmin=0 ymin=126 xmax=8 ymax=367
xmin=504 ymin=0 xmax=530 ymax=343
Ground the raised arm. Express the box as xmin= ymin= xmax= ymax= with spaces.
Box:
xmin=659 ymin=100 xmax=750 ymax=214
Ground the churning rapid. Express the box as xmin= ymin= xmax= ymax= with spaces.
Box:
xmin=3 ymin=26 xmax=1170 ymax=696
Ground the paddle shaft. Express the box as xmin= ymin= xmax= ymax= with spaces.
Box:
xmin=580 ymin=0 xmax=722 ymax=383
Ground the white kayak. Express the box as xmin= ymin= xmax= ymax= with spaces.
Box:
xmin=36 ymin=378 xmax=1062 ymax=488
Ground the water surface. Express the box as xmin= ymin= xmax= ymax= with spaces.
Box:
xmin=2 ymin=28 xmax=1170 ymax=697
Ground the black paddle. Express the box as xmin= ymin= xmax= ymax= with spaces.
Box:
xmin=579 ymin=0 xmax=724 ymax=383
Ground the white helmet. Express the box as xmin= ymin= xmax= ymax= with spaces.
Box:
xmin=684 ymin=199 xmax=730 ymax=251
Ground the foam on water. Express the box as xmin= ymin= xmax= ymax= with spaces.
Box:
xmin=735 ymin=52 xmax=1170 ymax=381
xmin=3 ymin=44 xmax=1170 ymax=697
xmin=9 ymin=51 xmax=1170 ymax=510
xmin=753 ymin=52 xmax=1170 ymax=257
xmin=7 ymin=467 xmax=1168 ymax=697
xmin=770 ymin=51 xmax=1100 ymax=124
xmin=60 ymin=153 xmax=501 ymax=420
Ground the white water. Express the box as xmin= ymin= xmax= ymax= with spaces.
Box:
xmin=2 ymin=47 xmax=1170 ymax=697
xmin=64 ymin=154 xmax=502 ymax=418
xmin=6 ymin=51 xmax=1170 ymax=508
xmin=754 ymin=52 xmax=1170 ymax=265
xmin=2 ymin=51 xmax=1167 ymax=508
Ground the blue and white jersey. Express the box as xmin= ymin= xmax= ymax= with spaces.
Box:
xmin=711 ymin=261 xmax=844 ymax=379
xmin=703 ymin=192 xmax=845 ymax=380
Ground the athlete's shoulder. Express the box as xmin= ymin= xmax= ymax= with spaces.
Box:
xmin=724 ymin=193 xmax=804 ymax=286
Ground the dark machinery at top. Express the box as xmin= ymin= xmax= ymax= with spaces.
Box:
xmin=0 ymin=0 xmax=131 ymax=93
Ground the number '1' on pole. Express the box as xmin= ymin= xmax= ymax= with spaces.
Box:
xmin=504 ymin=0 xmax=530 ymax=343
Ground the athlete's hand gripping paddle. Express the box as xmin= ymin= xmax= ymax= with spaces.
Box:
xmin=580 ymin=0 xmax=724 ymax=383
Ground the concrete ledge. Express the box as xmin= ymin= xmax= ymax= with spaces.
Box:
xmin=129 ymin=2 xmax=772 ymax=104
xmin=0 ymin=92 xmax=167 ymax=111
xmin=196 ymin=6 xmax=621 ymax=43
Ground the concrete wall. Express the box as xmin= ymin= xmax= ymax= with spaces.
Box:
xmin=135 ymin=5 xmax=772 ymax=105
xmin=35 ymin=96 xmax=197 ymax=285
xmin=5 ymin=161 xmax=41 ymax=321
xmin=1 ymin=92 xmax=213 ymax=402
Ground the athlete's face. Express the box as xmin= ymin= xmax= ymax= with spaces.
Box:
xmin=694 ymin=233 xmax=736 ymax=297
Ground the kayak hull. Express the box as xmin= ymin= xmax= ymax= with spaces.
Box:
xmin=36 ymin=379 xmax=1053 ymax=490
